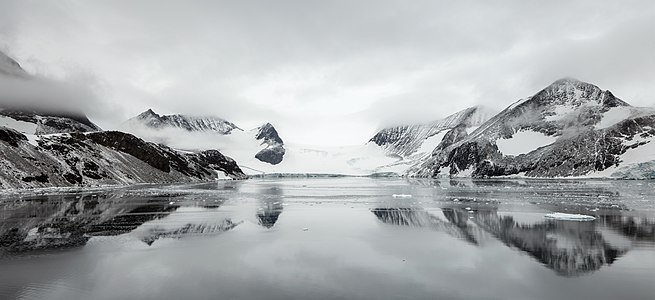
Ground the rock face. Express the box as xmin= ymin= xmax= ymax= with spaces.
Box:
xmin=0 ymin=128 xmax=246 ymax=189
xmin=254 ymin=123 xmax=285 ymax=165
xmin=127 ymin=109 xmax=241 ymax=134
xmin=409 ymin=78 xmax=655 ymax=179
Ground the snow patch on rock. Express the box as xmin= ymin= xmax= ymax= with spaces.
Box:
xmin=596 ymin=106 xmax=637 ymax=129
xmin=0 ymin=115 xmax=37 ymax=135
xmin=496 ymin=130 xmax=557 ymax=156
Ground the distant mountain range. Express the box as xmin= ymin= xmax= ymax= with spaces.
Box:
xmin=1 ymin=49 xmax=654 ymax=188
xmin=123 ymin=109 xmax=286 ymax=165
xmin=126 ymin=109 xmax=241 ymax=134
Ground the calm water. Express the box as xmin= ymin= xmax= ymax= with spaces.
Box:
xmin=1 ymin=178 xmax=654 ymax=300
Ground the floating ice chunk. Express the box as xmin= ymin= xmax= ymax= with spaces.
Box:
xmin=392 ymin=194 xmax=413 ymax=198
xmin=544 ymin=212 xmax=596 ymax=221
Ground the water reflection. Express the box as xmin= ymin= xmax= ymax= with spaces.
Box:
xmin=597 ymin=215 xmax=655 ymax=241
xmin=469 ymin=209 xmax=626 ymax=277
xmin=371 ymin=206 xmax=655 ymax=277
xmin=0 ymin=178 xmax=654 ymax=300
xmin=140 ymin=219 xmax=241 ymax=246
xmin=0 ymin=193 xmax=178 ymax=254
xmin=371 ymin=207 xmax=481 ymax=245
xmin=256 ymin=186 xmax=284 ymax=228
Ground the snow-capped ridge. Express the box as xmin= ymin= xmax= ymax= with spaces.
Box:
xmin=369 ymin=105 xmax=496 ymax=157
xmin=126 ymin=109 xmax=242 ymax=134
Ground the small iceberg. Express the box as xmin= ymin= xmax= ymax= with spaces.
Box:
xmin=544 ymin=212 xmax=596 ymax=221
xmin=392 ymin=194 xmax=413 ymax=198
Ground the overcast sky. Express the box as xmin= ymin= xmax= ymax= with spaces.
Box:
xmin=1 ymin=0 xmax=654 ymax=145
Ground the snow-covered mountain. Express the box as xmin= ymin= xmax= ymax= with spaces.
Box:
xmin=370 ymin=106 xmax=495 ymax=157
xmin=122 ymin=110 xmax=403 ymax=175
xmin=126 ymin=109 xmax=241 ymax=134
xmin=409 ymin=78 xmax=655 ymax=179
xmin=123 ymin=109 xmax=287 ymax=166
xmin=365 ymin=106 xmax=495 ymax=174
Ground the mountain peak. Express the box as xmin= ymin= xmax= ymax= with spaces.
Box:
xmin=137 ymin=108 xmax=160 ymax=119
xmin=545 ymin=77 xmax=599 ymax=92
xmin=256 ymin=123 xmax=283 ymax=145
xmin=531 ymin=78 xmax=628 ymax=108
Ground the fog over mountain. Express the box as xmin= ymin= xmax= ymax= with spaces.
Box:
xmin=1 ymin=0 xmax=654 ymax=145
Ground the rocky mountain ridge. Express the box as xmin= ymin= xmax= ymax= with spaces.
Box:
xmin=409 ymin=78 xmax=655 ymax=179
xmin=128 ymin=109 xmax=241 ymax=135
xmin=0 ymin=127 xmax=246 ymax=189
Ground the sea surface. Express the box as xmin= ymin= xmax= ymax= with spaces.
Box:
xmin=1 ymin=178 xmax=654 ymax=300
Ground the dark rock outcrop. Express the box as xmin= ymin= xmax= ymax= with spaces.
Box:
xmin=0 ymin=128 xmax=246 ymax=189
xmin=0 ymin=127 xmax=27 ymax=147
xmin=254 ymin=123 xmax=286 ymax=165
xmin=255 ymin=146 xmax=285 ymax=165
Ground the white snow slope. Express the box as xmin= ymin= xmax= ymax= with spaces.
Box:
xmin=120 ymin=123 xmax=402 ymax=176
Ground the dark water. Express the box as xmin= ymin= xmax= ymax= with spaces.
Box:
xmin=1 ymin=178 xmax=654 ymax=300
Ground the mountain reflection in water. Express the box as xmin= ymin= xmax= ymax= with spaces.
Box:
xmin=256 ymin=186 xmax=284 ymax=228
xmin=371 ymin=207 xmax=655 ymax=276
xmin=0 ymin=178 xmax=654 ymax=300
xmin=0 ymin=193 xmax=179 ymax=254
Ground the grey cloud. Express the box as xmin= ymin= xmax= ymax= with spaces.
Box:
xmin=0 ymin=0 xmax=653 ymax=144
